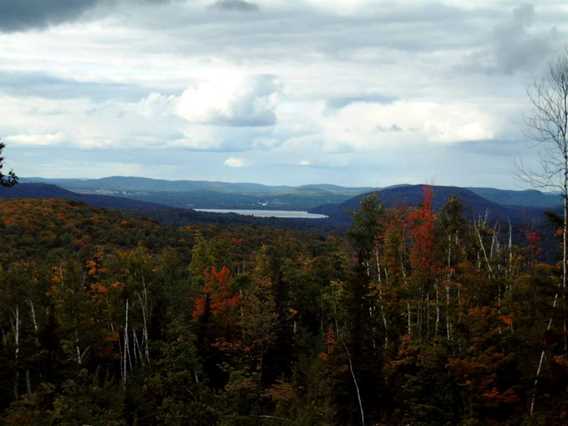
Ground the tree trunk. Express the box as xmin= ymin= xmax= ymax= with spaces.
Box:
xmin=123 ymin=299 xmax=129 ymax=388
xmin=435 ymin=283 xmax=440 ymax=337
xmin=530 ymin=293 xmax=559 ymax=416
xmin=14 ymin=305 xmax=20 ymax=399
xmin=563 ymin=175 xmax=567 ymax=353
xmin=343 ymin=343 xmax=365 ymax=426
xmin=446 ymin=286 xmax=451 ymax=341
xmin=407 ymin=302 xmax=411 ymax=337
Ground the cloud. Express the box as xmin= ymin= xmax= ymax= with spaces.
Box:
xmin=463 ymin=4 xmax=559 ymax=74
xmin=0 ymin=0 xmax=181 ymax=32
xmin=137 ymin=92 xmax=177 ymax=118
xmin=224 ymin=157 xmax=249 ymax=167
xmin=5 ymin=132 xmax=67 ymax=146
xmin=211 ymin=0 xmax=259 ymax=12
xmin=176 ymin=74 xmax=280 ymax=127
xmin=0 ymin=0 xmax=101 ymax=32
xmin=2 ymin=0 xmax=567 ymax=188
xmin=313 ymin=100 xmax=496 ymax=153
xmin=0 ymin=70 xmax=149 ymax=101
xmin=326 ymin=93 xmax=397 ymax=109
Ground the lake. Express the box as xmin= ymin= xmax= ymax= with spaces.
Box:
xmin=195 ymin=209 xmax=328 ymax=219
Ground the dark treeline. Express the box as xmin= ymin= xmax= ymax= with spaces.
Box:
xmin=0 ymin=188 xmax=567 ymax=425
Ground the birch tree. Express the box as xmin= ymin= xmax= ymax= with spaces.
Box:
xmin=527 ymin=52 xmax=568 ymax=333
xmin=524 ymin=49 xmax=568 ymax=416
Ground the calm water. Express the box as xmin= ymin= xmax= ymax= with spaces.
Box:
xmin=196 ymin=209 xmax=328 ymax=219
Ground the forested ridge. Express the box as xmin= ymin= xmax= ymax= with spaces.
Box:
xmin=0 ymin=189 xmax=567 ymax=425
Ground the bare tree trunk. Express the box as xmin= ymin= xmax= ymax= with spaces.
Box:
xmin=74 ymin=329 xmax=82 ymax=365
xmin=375 ymin=246 xmax=382 ymax=284
xmin=407 ymin=302 xmax=412 ymax=337
xmin=123 ymin=299 xmax=129 ymax=388
xmin=508 ymin=220 xmax=513 ymax=277
xmin=137 ymin=289 xmax=150 ymax=365
xmin=435 ymin=283 xmax=440 ymax=337
xmin=14 ymin=305 xmax=20 ymax=399
xmin=530 ymin=293 xmax=559 ymax=417
xmin=28 ymin=299 xmax=40 ymax=347
xmin=381 ymin=304 xmax=388 ymax=350
xmin=133 ymin=329 xmax=142 ymax=366
xmin=448 ymin=234 xmax=452 ymax=276
xmin=475 ymin=223 xmax=493 ymax=277
xmin=563 ymin=178 xmax=567 ymax=353
xmin=446 ymin=286 xmax=451 ymax=341
xmin=343 ymin=343 xmax=365 ymax=426
xmin=426 ymin=292 xmax=430 ymax=339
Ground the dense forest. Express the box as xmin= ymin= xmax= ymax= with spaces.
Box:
xmin=0 ymin=187 xmax=567 ymax=425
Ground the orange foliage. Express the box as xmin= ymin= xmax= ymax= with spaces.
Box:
xmin=89 ymin=282 xmax=109 ymax=297
xmin=498 ymin=314 xmax=513 ymax=327
xmin=192 ymin=265 xmax=240 ymax=320
xmin=267 ymin=380 xmax=296 ymax=402
xmin=192 ymin=296 xmax=207 ymax=320
xmin=86 ymin=260 xmax=98 ymax=277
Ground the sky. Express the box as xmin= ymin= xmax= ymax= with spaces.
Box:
xmin=0 ymin=0 xmax=566 ymax=188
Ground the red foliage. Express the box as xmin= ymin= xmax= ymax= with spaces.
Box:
xmin=526 ymin=229 xmax=542 ymax=260
xmin=192 ymin=265 xmax=240 ymax=321
xmin=407 ymin=185 xmax=436 ymax=273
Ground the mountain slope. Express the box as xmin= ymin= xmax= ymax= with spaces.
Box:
xmin=0 ymin=183 xmax=339 ymax=232
xmin=468 ymin=187 xmax=562 ymax=208
xmin=0 ymin=183 xmax=171 ymax=212
xmin=312 ymin=184 xmax=552 ymax=225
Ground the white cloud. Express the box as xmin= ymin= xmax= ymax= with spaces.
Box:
xmin=274 ymin=99 xmax=496 ymax=155
xmin=176 ymin=74 xmax=280 ymax=127
xmin=224 ymin=157 xmax=249 ymax=167
xmin=137 ymin=92 xmax=177 ymax=118
xmin=5 ymin=132 xmax=67 ymax=146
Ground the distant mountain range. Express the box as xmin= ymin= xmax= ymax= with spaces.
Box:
xmin=22 ymin=177 xmax=375 ymax=211
xmin=3 ymin=179 xmax=561 ymax=259
xmin=0 ymin=183 xmax=339 ymax=231
xmin=21 ymin=176 xmax=562 ymax=212
xmin=468 ymin=187 xmax=562 ymax=209
xmin=3 ymin=177 xmax=560 ymax=231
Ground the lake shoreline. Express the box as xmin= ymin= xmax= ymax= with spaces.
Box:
xmin=195 ymin=208 xmax=328 ymax=219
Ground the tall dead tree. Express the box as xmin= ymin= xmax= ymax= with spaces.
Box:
xmin=523 ymin=49 xmax=568 ymax=416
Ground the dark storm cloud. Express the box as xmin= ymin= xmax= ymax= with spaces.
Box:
xmin=463 ymin=4 xmax=559 ymax=75
xmin=211 ymin=0 xmax=259 ymax=12
xmin=0 ymin=0 xmax=178 ymax=32
xmin=0 ymin=71 xmax=151 ymax=100
xmin=490 ymin=4 xmax=557 ymax=74
xmin=0 ymin=0 xmax=101 ymax=32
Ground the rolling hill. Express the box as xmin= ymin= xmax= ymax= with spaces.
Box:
xmin=0 ymin=183 xmax=338 ymax=232
xmin=0 ymin=183 xmax=171 ymax=212
xmin=22 ymin=177 xmax=375 ymax=211
xmin=311 ymin=184 xmax=554 ymax=226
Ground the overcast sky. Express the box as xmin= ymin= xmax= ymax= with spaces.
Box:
xmin=0 ymin=0 xmax=566 ymax=188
